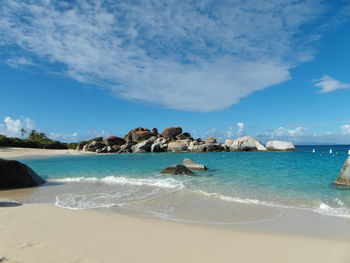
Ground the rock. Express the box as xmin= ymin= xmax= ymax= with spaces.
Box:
xmin=161 ymin=126 xmax=183 ymax=139
xmin=124 ymin=127 xmax=151 ymax=140
xmin=119 ymin=141 xmax=137 ymax=153
xmin=151 ymin=138 xmax=167 ymax=152
xmin=131 ymin=137 xmax=156 ymax=153
xmin=87 ymin=141 xmax=105 ymax=152
xmin=188 ymin=144 xmax=207 ymax=152
xmin=152 ymin=128 xmax=159 ymax=136
xmin=167 ymin=141 xmax=188 ymax=152
xmin=76 ymin=143 xmax=85 ymax=151
xmin=205 ymin=137 xmax=217 ymax=144
xmin=224 ymin=139 xmax=235 ymax=147
xmin=176 ymin=134 xmax=187 ymax=140
xmin=0 ymin=159 xmax=45 ymax=188
xmin=96 ymin=146 xmax=108 ymax=153
xmin=160 ymin=164 xmax=194 ymax=175
xmin=334 ymin=157 xmax=350 ymax=186
xmin=183 ymin=158 xmax=207 ymax=170
xmin=82 ymin=144 xmax=89 ymax=151
xmin=266 ymin=140 xmax=295 ymax=151
xmin=131 ymin=130 xmax=154 ymax=141
xmin=104 ymin=136 xmax=126 ymax=146
xmin=205 ymin=143 xmax=223 ymax=152
xmin=229 ymin=136 xmax=267 ymax=151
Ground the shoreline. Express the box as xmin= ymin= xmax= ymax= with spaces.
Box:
xmin=1 ymin=203 xmax=350 ymax=263
xmin=0 ymin=147 xmax=94 ymax=159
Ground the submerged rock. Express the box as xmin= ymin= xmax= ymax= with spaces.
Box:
xmin=334 ymin=157 xmax=350 ymax=186
xmin=183 ymin=158 xmax=207 ymax=170
xmin=266 ymin=140 xmax=295 ymax=151
xmin=228 ymin=136 xmax=267 ymax=151
xmin=0 ymin=159 xmax=45 ymax=188
xmin=161 ymin=164 xmax=194 ymax=175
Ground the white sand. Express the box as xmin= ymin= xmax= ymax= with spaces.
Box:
xmin=0 ymin=204 xmax=349 ymax=263
xmin=0 ymin=147 xmax=93 ymax=159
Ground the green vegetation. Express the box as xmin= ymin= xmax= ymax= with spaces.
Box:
xmin=0 ymin=129 xmax=68 ymax=149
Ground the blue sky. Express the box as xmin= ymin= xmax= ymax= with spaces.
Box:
xmin=0 ymin=0 xmax=350 ymax=144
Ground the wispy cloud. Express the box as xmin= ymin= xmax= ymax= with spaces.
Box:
xmin=314 ymin=75 xmax=350 ymax=93
xmin=340 ymin=125 xmax=350 ymax=135
xmin=0 ymin=0 xmax=333 ymax=112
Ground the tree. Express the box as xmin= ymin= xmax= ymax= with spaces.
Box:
xmin=19 ymin=128 xmax=27 ymax=137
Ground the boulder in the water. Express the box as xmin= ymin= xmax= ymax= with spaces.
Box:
xmin=0 ymin=159 xmax=45 ymax=188
xmin=266 ymin=140 xmax=295 ymax=151
xmin=335 ymin=156 xmax=350 ymax=186
xmin=182 ymin=158 xmax=207 ymax=170
xmin=161 ymin=164 xmax=194 ymax=175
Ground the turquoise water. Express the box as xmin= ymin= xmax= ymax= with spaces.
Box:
xmin=20 ymin=145 xmax=350 ymax=218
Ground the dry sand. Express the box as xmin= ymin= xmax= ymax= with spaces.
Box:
xmin=0 ymin=147 xmax=92 ymax=159
xmin=0 ymin=204 xmax=349 ymax=263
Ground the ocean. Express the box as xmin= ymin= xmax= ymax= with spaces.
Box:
xmin=12 ymin=145 xmax=350 ymax=223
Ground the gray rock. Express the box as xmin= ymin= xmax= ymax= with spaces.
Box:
xmin=183 ymin=158 xmax=207 ymax=170
xmin=205 ymin=137 xmax=217 ymax=143
xmin=229 ymin=136 xmax=267 ymax=151
xmin=161 ymin=127 xmax=183 ymax=139
xmin=188 ymin=144 xmax=207 ymax=152
xmin=161 ymin=164 xmax=194 ymax=175
xmin=266 ymin=140 xmax=295 ymax=151
xmin=167 ymin=141 xmax=188 ymax=152
xmin=0 ymin=159 xmax=45 ymax=188
xmin=104 ymin=136 xmax=126 ymax=146
xmin=335 ymin=156 xmax=350 ymax=186
xmin=205 ymin=143 xmax=223 ymax=152
xmin=87 ymin=141 xmax=104 ymax=152
xmin=131 ymin=137 xmax=156 ymax=153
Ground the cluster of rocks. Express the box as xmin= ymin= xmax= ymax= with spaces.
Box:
xmin=76 ymin=126 xmax=296 ymax=154
xmin=160 ymin=159 xmax=207 ymax=175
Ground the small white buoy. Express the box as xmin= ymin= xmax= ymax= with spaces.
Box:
xmin=329 ymin=149 xmax=333 ymax=154
xmin=312 ymin=149 xmax=315 ymax=153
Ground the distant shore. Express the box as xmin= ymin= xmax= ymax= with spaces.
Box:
xmin=0 ymin=147 xmax=92 ymax=159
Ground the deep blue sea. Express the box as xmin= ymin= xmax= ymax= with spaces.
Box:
xmin=19 ymin=145 xmax=350 ymax=220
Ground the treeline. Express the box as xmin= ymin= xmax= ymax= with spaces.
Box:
xmin=0 ymin=130 xmax=78 ymax=149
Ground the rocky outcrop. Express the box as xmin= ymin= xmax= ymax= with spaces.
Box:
xmin=167 ymin=141 xmax=188 ymax=152
xmin=228 ymin=136 xmax=267 ymax=151
xmin=104 ymin=136 xmax=126 ymax=146
xmin=266 ymin=140 xmax=295 ymax=151
xmin=151 ymin=138 xmax=168 ymax=152
xmin=161 ymin=127 xmax=182 ymax=139
xmin=205 ymin=137 xmax=217 ymax=144
xmin=131 ymin=137 xmax=156 ymax=153
xmin=0 ymin=159 xmax=45 ymax=188
xmin=183 ymin=158 xmax=207 ymax=170
xmin=161 ymin=164 xmax=194 ymax=175
xmin=334 ymin=157 xmax=350 ymax=186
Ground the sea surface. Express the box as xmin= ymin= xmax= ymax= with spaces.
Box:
xmin=7 ymin=145 xmax=350 ymax=223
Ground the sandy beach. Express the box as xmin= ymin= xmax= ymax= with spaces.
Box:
xmin=0 ymin=203 xmax=349 ymax=263
xmin=0 ymin=147 xmax=91 ymax=159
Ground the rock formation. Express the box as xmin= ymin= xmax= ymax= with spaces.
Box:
xmin=334 ymin=156 xmax=350 ymax=186
xmin=160 ymin=164 xmax=194 ymax=175
xmin=0 ymin=159 xmax=45 ymax=188
xmin=227 ymin=136 xmax=267 ymax=151
xmin=266 ymin=140 xmax=295 ymax=151
xmin=182 ymin=158 xmax=207 ymax=170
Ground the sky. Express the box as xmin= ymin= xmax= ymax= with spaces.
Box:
xmin=0 ymin=0 xmax=350 ymax=144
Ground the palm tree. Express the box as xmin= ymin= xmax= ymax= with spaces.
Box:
xmin=19 ymin=128 xmax=27 ymax=137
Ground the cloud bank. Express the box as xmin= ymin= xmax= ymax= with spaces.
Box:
xmin=0 ymin=0 xmax=330 ymax=111
xmin=0 ymin=117 xmax=35 ymax=137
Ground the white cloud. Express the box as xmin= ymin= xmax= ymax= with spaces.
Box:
xmin=0 ymin=116 xmax=35 ymax=137
xmin=270 ymin=126 xmax=308 ymax=137
xmin=314 ymin=75 xmax=350 ymax=93
xmin=340 ymin=124 xmax=350 ymax=135
xmin=0 ymin=0 xmax=327 ymax=111
xmin=49 ymin=132 xmax=80 ymax=142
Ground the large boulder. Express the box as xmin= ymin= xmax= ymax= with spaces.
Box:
xmin=266 ymin=140 xmax=295 ymax=151
xmin=131 ymin=137 xmax=156 ymax=153
xmin=151 ymin=138 xmax=168 ymax=152
xmin=229 ymin=136 xmax=267 ymax=151
xmin=0 ymin=159 xmax=45 ymax=188
xmin=205 ymin=137 xmax=217 ymax=144
xmin=188 ymin=144 xmax=207 ymax=152
xmin=161 ymin=127 xmax=183 ymax=139
xmin=167 ymin=141 xmax=188 ymax=152
xmin=119 ymin=141 xmax=137 ymax=153
xmin=87 ymin=141 xmax=105 ymax=152
xmin=334 ymin=157 xmax=350 ymax=186
xmin=124 ymin=127 xmax=152 ymax=141
xmin=161 ymin=164 xmax=194 ymax=175
xmin=183 ymin=158 xmax=207 ymax=170
xmin=104 ymin=136 xmax=126 ymax=146
xmin=205 ymin=143 xmax=223 ymax=152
